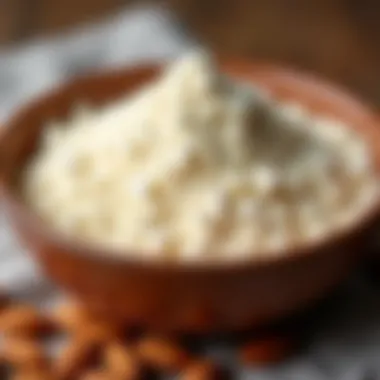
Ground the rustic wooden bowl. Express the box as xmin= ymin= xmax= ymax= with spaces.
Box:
xmin=1 ymin=59 xmax=380 ymax=333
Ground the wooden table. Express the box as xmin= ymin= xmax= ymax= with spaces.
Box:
xmin=172 ymin=0 xmax=380 ymax=105
xmin=2 ymin=0 xmax=380 ymax=104
xmin=0 ymin=0 xmax=127 ymax=43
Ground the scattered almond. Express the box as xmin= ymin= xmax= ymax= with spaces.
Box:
xmin=239 ymin=335 xmax=294 ymax=365
xmin=137 ymin=336 xmax=190 ymax=372
xmin=80 ymin=369 xmax=111 ymax=380
xmin=181 ymin=360 xmax=222 ymax=380
xmin=0 ymin=297 xmax=298 ymax=379
xmin=12 ymin=369 xmax=53 ymax=380
xmin=52 ymin=302 xmax=117 ymax=342
xmin=80 ymin=320 xmax=118 ymax=343
xmin=0 ymin=305 xmax=53 ymax=337
xmin=51 ymin=302 xmax=90 ymax=333
xmin=54 ymin=337 xmax=101 ymax=380
xmin=105 ymin=341 xmax=140 ymax=379
xmin=2 ymin=338 xmax=48 ymax=371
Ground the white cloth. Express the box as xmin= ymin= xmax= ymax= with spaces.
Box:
xmin=0 ymin=5 xmax=193 ymax=121
xmin=0 ymin=5 xmax=379 ymax=379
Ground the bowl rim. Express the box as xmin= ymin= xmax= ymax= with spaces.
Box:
xmin=1 ymin=59 xmax=380 ymax=272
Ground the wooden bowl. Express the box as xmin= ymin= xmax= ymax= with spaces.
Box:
xmin=1 ymin=60 xmax=380 ymax=333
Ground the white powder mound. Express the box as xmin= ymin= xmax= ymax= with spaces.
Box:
xmin=23 ymin=51 xmax=378 ymax=260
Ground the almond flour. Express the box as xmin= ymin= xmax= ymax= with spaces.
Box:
xmin=23 ymin=51 xmax=379 ymax=260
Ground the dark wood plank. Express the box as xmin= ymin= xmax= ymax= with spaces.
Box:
xmin=0 ymin=0 xmax=19 ymax=44
xmin=1 ymin=0 xmax=380 ymax=104
xmin=35 ymin=0 xmax=125 ymax=35
xmin=172 ymin=0 xmax=380 ymax=104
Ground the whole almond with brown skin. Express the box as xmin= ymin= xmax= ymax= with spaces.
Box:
xmin=137 ymin=336 xmax=190 ymax=372
xmin=52 ymin=302 xmax=117 ymax=342
xmin=80 ymin=320 xmax=118 ymax=343
xmin=240 ymin=335 xmax=294 ymax=365
xmin=2 ymin=338 xmax=48 ymax=371
xmin=54 ymin=337 xmax=101 ymax=380
xmin=0 ymin=305 xmax=53 ymax=337
xmin=12 ymin=369 xmax=53 ymax=380
xmin=51 ymin=302 xmax=90 ymax=333
xmin=80 ymin=370 xmax=111 ymax=380
xmin=105 ymin=342 xmax=140 ymax=379
xmin=181 ymin=360 xmax=222 ymax=380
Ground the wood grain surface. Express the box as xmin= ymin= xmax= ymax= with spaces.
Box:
xmin=171 ymin=0 xmax=380 ymax=104
xmin=0 ymin=0 xmax=126 ymax=42
xmin=1 ymin=0 xmax=380 ymax=104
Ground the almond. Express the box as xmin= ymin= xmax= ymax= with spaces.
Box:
xmin=54 ymin=337 xmax=101 ymax=380
xmin=0 ymin=305 xmax=53 ymax=338
xmin=80 ymin=320 xmax=117 ymax=343
xmin=80 ymin=369 xmax=111 ymax=380
xmin=12 ymin=369 xmax=53 ymax=380
xmin=51 ymin=302 xmax=90 ymax=333
xmin=137 ymin=336 xmax=190 ymax=372
xmin=52 ymin=302 xmax=117 ymax=342
xmin=2 ymin=338 xmax=48 ymax=371
xmin=105 ymin=341 xmax=140 ymax=379
xmin=239 ymin=335 xmax=294 ymax=365
xmin=180 ymin=360 xmax=222 ymax=380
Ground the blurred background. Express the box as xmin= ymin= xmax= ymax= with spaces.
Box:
xmin=1 ymin=2 xmax=380 ymax=379
xmin=1 ymin=0 xmax=380 ymax=104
